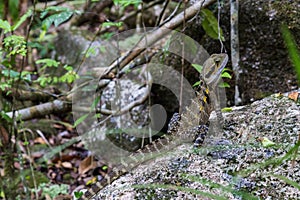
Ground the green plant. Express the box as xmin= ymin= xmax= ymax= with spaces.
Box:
xmin=0 ymin=4 xmax=80 ymax=199
xmin=32 ymin=183 xmax=69 ymax=199
xmin=0 ymin=69 xmax=31 ymax=92
xmin=39 ymin=6 xmax=81 ymax=39
xmin=35 ymin=58 xmax=78 ymax=87
xmin=200 ymin=8 xmax=225 ymax=41
xmin=280 ymin=23 xmax=300 ymax=85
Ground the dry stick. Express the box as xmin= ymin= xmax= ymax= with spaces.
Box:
xmin=101 ymin=0 xmax=216 ymax=79
xmin=179 ymin=1 xmax=188 ymax=114
xmin=6 ymin=99 xmax=71 ymax=121
xmin=230 ymin=0 xmax=242 ymax=105
xmin=155 ymin=0 xmax=171 ymax=26
xmin=157 ymin=0 xmax=182 ymax=28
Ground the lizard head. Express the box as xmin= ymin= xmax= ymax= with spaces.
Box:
xmin=202 ymin=53 xmax=228 ymax=88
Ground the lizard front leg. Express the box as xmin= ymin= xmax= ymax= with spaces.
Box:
xmin=167 ymin=113 xmax=208 ymax=148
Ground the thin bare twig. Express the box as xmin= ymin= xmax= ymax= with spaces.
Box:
xmin=230 ymin=0 xmax=242 ymax=105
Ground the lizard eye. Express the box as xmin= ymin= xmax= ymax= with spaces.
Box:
xmin=215 ymin=59 xmax=221 ymax=67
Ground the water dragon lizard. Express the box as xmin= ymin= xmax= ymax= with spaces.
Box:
xmin=78 ymin=53 xmax=228 ymax=200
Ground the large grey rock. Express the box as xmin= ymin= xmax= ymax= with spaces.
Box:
xmin=94 ymin=90 xmax=300 ymax=199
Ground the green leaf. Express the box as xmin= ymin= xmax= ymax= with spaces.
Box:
xmin=53 ymin=77 xmax=58 ymax=83
xmin=0 ymin=110 xmax=13 ymax=122
xmin=42 ymin=10 xmax=73 ymax=30
xmin=191 ymin=63 xmax=203 ymax=74
xmin=0 ymin=190 xmax=4 ymax=198
xmin=53 ymin=11 xmax=73 ymax=27
xmin=193 ymin=81 xmax=201 ymax=87
xmin=35 ymin=183 xmax=68 ymax=199
xmin=36 ymin=76 xmax=48 ymax=87
xmin=39 ymin=29 xmax=47 ymax=40
xmin=221 ymin=72 xmax=232 ymax=79
xmin=47 ymin=77 xmax=53 ymax=84
xmin=74 ymin=114 xmax=89 ymax=127
xmin=281 ymin=24 xmax=300 ymax=85
xmin=219 ymin=82 xmax=230 ymax=88
xmin=101 ymin=165 xmax=108 ymax=171
xmin=12 ymin=9 xmax=32 ymax=31
xmin=74 ymin=191 xmax=83 ymax=199
xmin=36 ymin=58 xmax=59 ymax=67
xmin=63 ymin=65 xmax=73 ymax=71
xmin=66 ymin=73 xmax=74 ymax=83
xmin=201 ymin=9 xmax=225 ymax=41
xmin=20 ymin=71 xmax=32 ymax=82
xmin=260 ymin=137 xmax=276 ymax=148
xmin=0 ymin=19 xmax=11 ymax=33
xmin=113 ymin=0 xmax=141 ymax=7
xmin=2 ymin=69 xmax=19 ymax=78
xmin=221 ymin=107 xmax=232 ymax=112
xmin=91 ymin=96 xmax=101 ymax=110
xmin=1 ymin=69 xmax=31 ymax=82
xmin=59 ymin=71 xmax=78 ymax=84
xmin=0 ymin=83 xmax=11 ymax=91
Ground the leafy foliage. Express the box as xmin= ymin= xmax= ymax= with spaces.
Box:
xmin=0 ymin=69 xmax=31 ymax=92
xmin=40 ymin=6 xmax=75 ymax=30
xmin=31 ymin=183 xmax=69 ymax=199
xmin=3 ymin=35 xmax=27 ymax=57
xmin=200 ymin=9 xmax=225 ymax=41
xmin=0 ymin=19 xmax=11 ymax=33
xmin=35 ymin=59 xmax=78 ymax=87
xmin=0 ymin=6 xmax=79 ymax=91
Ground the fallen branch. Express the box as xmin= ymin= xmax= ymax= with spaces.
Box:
xmin=7 ymin=99 xmax=71 ymax=121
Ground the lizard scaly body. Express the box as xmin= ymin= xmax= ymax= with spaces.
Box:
xmin=78 ymin=53 xmax=228 ymax=200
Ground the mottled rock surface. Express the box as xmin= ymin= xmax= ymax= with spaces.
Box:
xmin=93 ymin=90 xmax=300 ymax=199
